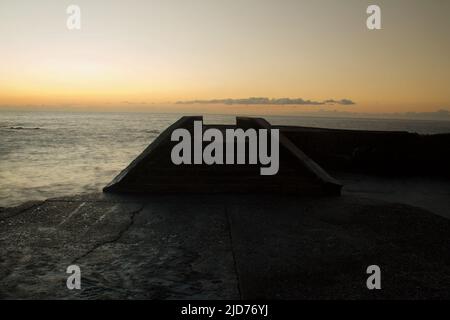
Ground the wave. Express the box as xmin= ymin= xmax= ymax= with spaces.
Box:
xmin=4 ymin=126 xmax=41 ymax=130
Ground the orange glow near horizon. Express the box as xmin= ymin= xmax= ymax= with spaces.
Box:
xmin=1 ymin=0 xmax=449 ymax=114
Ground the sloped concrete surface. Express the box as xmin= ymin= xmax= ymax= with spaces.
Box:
xmin=0 ymin=195 xmax=238 ymax=299
xmin=1 ymin=193 xmax=450 ymax=299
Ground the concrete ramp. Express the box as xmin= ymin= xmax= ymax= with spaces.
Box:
xmin=103 ymin=116 xmax=342 ymax=195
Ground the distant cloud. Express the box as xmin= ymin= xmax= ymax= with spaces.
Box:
xmin=176 ymin=97 xmax=355 ymax=106
xmin=121 ymin=101 xmax=148 ymax=105
xmin=323 ymin=99 xmax=355 ymax=105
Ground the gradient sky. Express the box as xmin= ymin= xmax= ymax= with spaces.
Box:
xmin=0 ymin=0 xmax=449 ymax=113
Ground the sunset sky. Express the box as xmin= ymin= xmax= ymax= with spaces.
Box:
xmin=0 ymin=0 xmax=449 ymax=114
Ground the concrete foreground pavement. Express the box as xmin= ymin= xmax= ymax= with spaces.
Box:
xmin=1 ymin=192 xmax=450 ymax=299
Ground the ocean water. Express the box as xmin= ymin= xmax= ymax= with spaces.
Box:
xmin=1 ymin=111 xmax=450 ymax=207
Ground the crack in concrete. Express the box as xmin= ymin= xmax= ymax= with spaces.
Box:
xmin=72 ymin=204 xmax=145 ymax=264
xmin=225 ymin=204 xmax=242 ymax=299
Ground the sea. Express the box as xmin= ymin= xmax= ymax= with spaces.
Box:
xmin=1 ymin=110 xmax=450 ymax=208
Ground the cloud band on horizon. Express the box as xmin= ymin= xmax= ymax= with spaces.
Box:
xmin=176 ymin=97 xmax=355 ymax=106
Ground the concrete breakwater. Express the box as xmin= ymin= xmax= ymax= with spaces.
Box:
xmin=279 ymin=125 xmax=450 ymax=177
xmin=104 ymin=116 xmax=450 ymax=198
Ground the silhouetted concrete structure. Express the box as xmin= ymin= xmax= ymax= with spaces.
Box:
xmin=278 ymin=125 xmax=450 ymax=176
xmin=104 ymin=116 xmax=343 ymax=195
